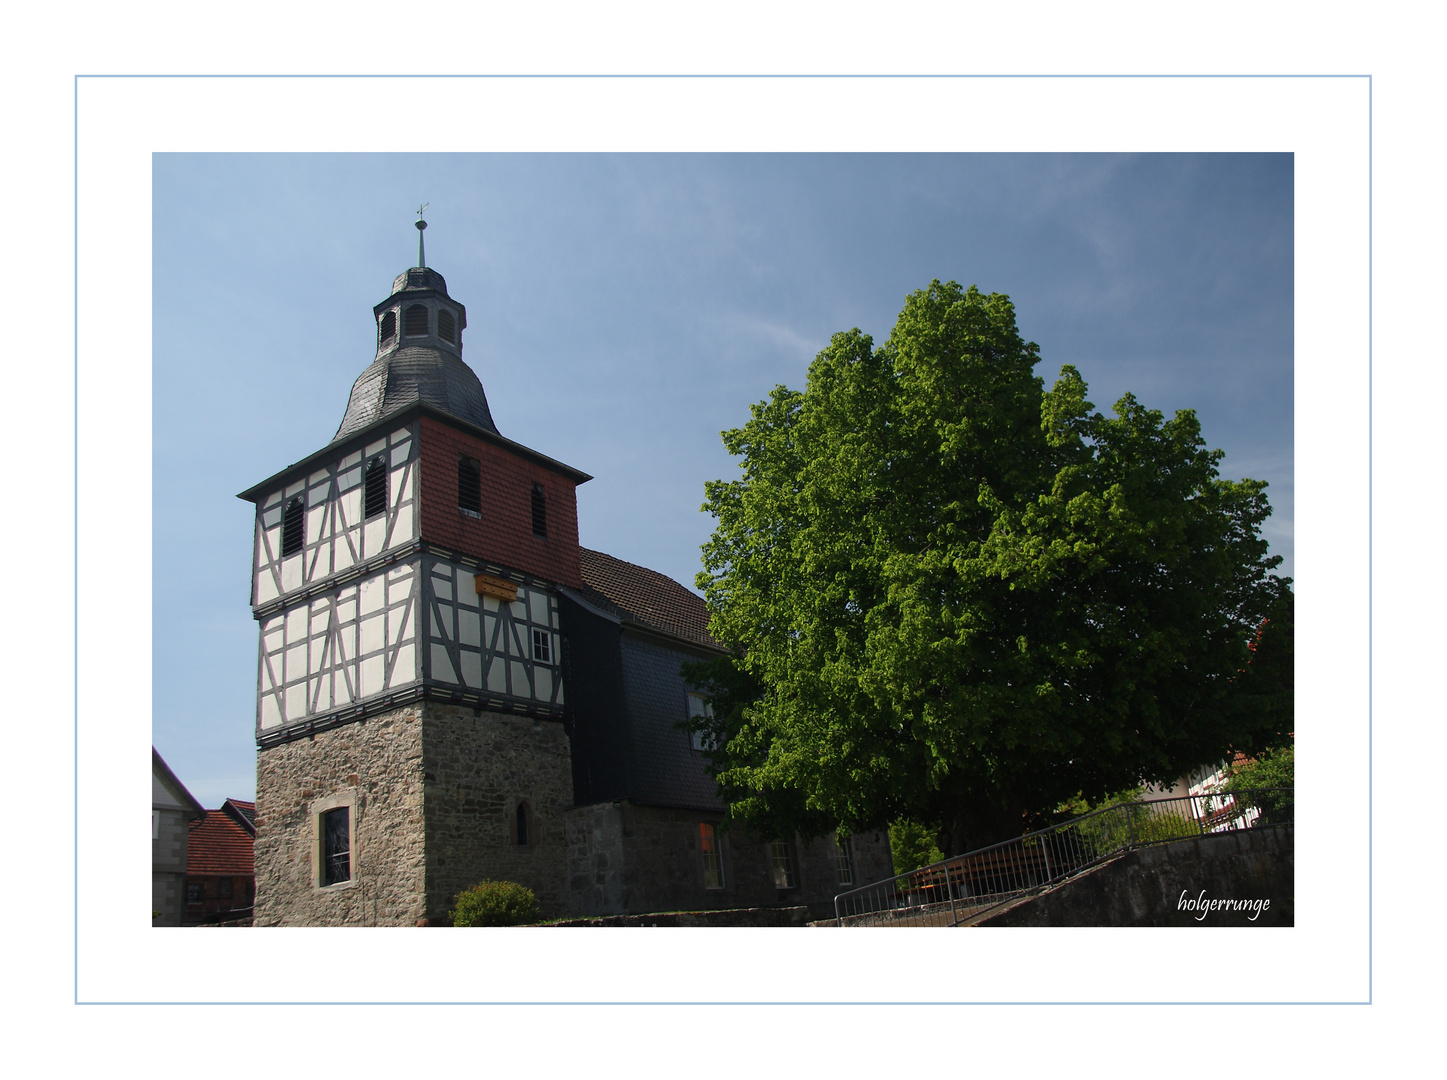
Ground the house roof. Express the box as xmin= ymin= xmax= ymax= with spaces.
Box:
xmin=227 ymin=799 xmax=256 ymax=829
xmin=187 ymin=803 xmax=256 ymax=877
xmin=577 ymin=548 xmax=722 ymax=651
xmin=152 ymin=748 xmax=204 ymax=818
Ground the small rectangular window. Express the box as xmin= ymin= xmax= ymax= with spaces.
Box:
xmin=531 ymin=483 xmax=547 ymax=537
xmin=219 ymin=877 xmax=234 ymax=899
xmin=687 ymin=692 xmax=715 ymax=752
xmin=532 ymin=628 xmax=551 ymax=664
xmin=322 ymin=806 xmax=351 ymax=886
xmin=185 ymin=883 xmax=202 ymax=906
xmin=700 ymin=823 xmax=725 ymax=889
xmin=770 ymin=839 xmax=796 ymax=889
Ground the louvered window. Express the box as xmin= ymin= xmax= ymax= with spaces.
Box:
xmin=378 ymin=309 xmax=396 ymax=344
xmin=322 ymin=807 xmax=350 ymax=886
xmin=531 ymin=483 xmax=547 ymax=538
xmin=438 ymin=307 xmax=456 ymax=343
xmin=458 ymin=456 xmax=481 ymax=516
xmin=364 ymin=455 xmax=388 ymax=519
xmin=281 ymin=495 xmax=305 ymax=556
xmin=404 ymin=303 xmax=428 ymax=336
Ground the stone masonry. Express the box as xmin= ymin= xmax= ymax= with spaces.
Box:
xmin=565 ymin=801 xmax=893 ymax=920
xmin=254 ymin=701 xmax=573 ymax=926
xmin=421 ymin=703 xmax=573 ymax=921
xmin=254 ymin=704 xmax=427 ymax=926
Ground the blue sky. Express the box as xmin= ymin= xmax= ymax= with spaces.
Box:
xmin=153 ymin=152 xmax=1293 ymax=807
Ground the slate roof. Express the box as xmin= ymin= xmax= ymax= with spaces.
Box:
xmin=332 ymin=265 xmax=498 ymax=443
xmin=332 ymin=346 xmax=499 ymax=443
xmin=187 ymin=801 xmax=256 ymax=877
xmin=577 ymin=548 xmax=722 ymax=651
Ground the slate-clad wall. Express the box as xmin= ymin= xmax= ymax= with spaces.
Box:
xmin=422 ymin=704 xmax=573 ymax=921
xmin=618 ymin=635 xmax=724 ymax=811
xmin=417 ymin=415 xmax=582 ymax=587
xmin=254 ymin=705 xmax=427 ymax=926
xmin=557 ymin=593 xmax=631 ymax=805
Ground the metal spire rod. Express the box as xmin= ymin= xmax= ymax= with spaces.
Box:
xmin=415 ymin=202 xmax=429 ymax=268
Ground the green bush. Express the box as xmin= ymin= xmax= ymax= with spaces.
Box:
xmin=890 ymin=819 xmax=945 ymax=876
xmin=450 ymin=881 xmax=541 ymax=927
xmin=1225 ymin=744 xmax=1294 ymax=825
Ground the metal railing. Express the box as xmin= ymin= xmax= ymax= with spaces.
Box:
xmin=832 ymin=787 xmax=1294 ymax=927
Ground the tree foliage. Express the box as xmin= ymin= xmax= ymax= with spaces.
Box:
xmin=694 ymin=281 xmax=1291 ymax=855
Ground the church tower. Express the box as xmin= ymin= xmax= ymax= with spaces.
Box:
xmin=241 ymin=219 xmax=591 ymax=925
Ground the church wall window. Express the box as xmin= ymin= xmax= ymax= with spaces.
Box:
xmin=404 ymin=303 xmax=429 ymax=336
xmin=322 ymin=807 xmax=350 ymax=885
xmin=700 ymin=823 xmax=725 ymax=889
xmin=686 ymin=692 xmax=714 ymax=752
xmin=531 ymin=483 xmax=547 ymax=538
xmin=312 ymin=792 xmax=358 ymax=890
xmin=458 ymin=455 xmax=481 ymax=517
xmin=835 ymin=834 xmax=855 ymax=886
xmin=770 ymin=839 xmax=796 ymax=889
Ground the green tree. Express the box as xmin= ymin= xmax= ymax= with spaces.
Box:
xmin=695 ymin=281 xmax=1291 ymax=856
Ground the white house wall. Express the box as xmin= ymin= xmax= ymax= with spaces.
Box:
xmin=423 ymin=558 xmax=564 ymax=710
xmin=257 ymin=562 xmax=419 ymax=732
xmin=252 ymin=425 xmax=418 ymax=606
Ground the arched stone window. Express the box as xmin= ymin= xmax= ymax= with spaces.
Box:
xmin=378 ymin=309 xmax=396 ymax=344
xmin=404 ymin=303 xmax=428 ymax=337
xmin=437 ymin=307 xmax=456 ymax=343
xmin=515 ymin=801 xmax=532 ymax=847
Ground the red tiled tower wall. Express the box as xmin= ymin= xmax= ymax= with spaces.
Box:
xmin=417 ymin=414 xmax=583 ymax=587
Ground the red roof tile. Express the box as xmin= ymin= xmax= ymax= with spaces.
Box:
xmin=578 ymin=548 xmax=722 ymax=651
xmin=187 ymin=806 xmax=255 ymax=877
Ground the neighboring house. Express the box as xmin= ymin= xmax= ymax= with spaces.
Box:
xmin=184 ymin=799 xmax=256 ymax=924
xmin=153 ymin=748 xmax=203 ymax=926
xmin=242 ymin=237 xmax=891 ymax=926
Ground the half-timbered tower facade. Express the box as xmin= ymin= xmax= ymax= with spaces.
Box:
xmin=243 ymin=255 xmax=591 ymax=925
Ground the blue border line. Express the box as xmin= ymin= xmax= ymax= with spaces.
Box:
xmin=1367 ymin=73 xmax=1374 ymax=1007
xmin=91 ymin=72 xmax=1365 ymax=1007
xmin=73 ymin=72 xmax=80 ymax=1008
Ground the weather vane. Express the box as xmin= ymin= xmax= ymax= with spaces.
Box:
xmin=415 ymin=202 xmax=429 ymax=268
